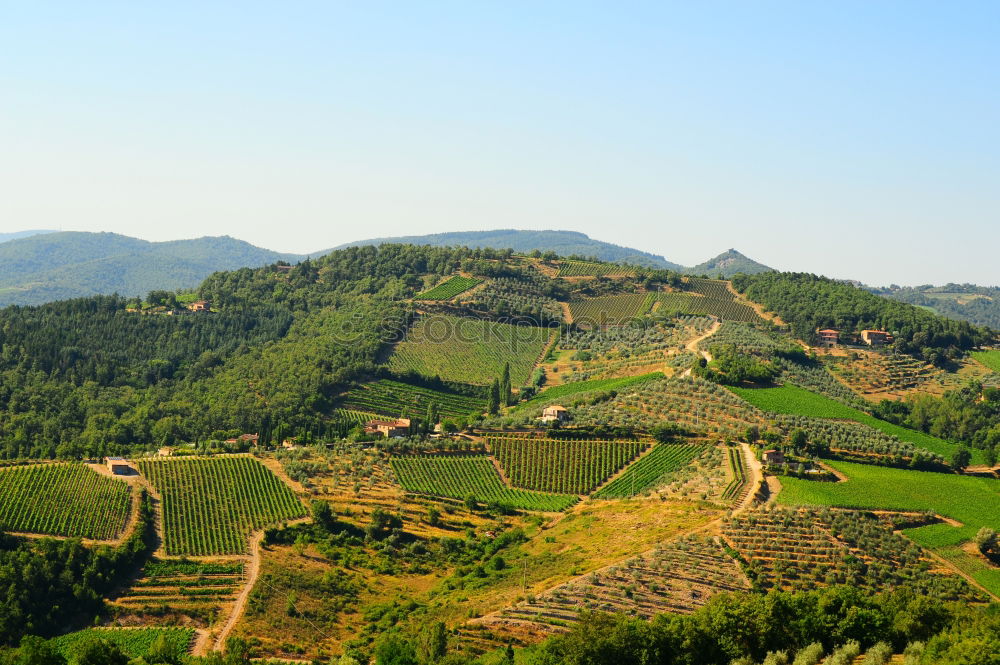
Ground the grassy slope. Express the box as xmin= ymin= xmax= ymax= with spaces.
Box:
xmin=516 ymin=372 xmax=664 ymax=410
xmin=972 ymin=350 xmax=1000 ymax=373
xmin=728 ymin=383 xmax=984 ymax=465
xmin=778 ymin=459 xmax=1000 ymax=596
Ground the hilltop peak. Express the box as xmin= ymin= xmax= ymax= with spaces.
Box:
xmin=686 ymin=249 xmax=772 ymax=278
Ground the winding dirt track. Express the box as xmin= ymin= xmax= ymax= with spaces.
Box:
xmin=210 ymin=530 xmax=266 ymax=652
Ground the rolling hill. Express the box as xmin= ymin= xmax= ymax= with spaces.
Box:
xmin=0 ymin=230 xmax=56 ymax=243
xmin=331 ymin=229 xmax=686 ymax=270
xmin=686 ymin=248 xmax=773 ymax=278
xmin=0 ymin=232 xmax=302 ymax=306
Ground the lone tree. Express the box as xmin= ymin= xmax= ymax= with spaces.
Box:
xmin=488 ymin=379 xmax=501 ymax=415
xmin=951 ymin=447 xmax=972 ymax=472
xmin=500 ymin=362 xmax=512 ymax=406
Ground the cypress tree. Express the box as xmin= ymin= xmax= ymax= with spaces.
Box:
xmin=501 ymin=362 xmax=512 ymax=406
xmin=488 ymin=379 xmax=500 ymax=415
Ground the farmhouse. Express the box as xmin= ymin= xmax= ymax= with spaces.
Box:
xmin=541 ymin=405 xmax=569 ymax=424
xmin=157 ymin=447 xmax=174 ymax=457
xmin=861 ymin=330 xmax=894 ymax=346
xmin=816 ymin=329 xmax=840 ymax=347
xmin=106 ymin=456 xmax=135 ymax=475
xmin=762 ymin=449 xmax=785 ymax=465
xmin=365 ymin=418 xmax=411 ymax=438
xmin=187 ymin=300 xmax=211 ymax=312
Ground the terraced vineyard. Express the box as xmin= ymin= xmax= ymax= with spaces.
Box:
xmin=557 ymin=260 xmax=635 ymax=277
xmin=0 ymin=463 xmax=132 ymax=540
xmin=572 ymin=376 xmax=767 ymax=438
xmin=568 ymin=294 xmax=654 ymax=326
xmin=592 ymin=444 xmax=703 ymax=498
xmin=416 ymin=275 xmax=482 ymax=300
xmin=486 ymin=536 xmax=750 ymax=631
xmin=391 ymin=455 xmax=577 ymax=511
xmin=721 ymin=446 xmax=749 ymax=502
xmin=137 ymin=456 xmax=306 ymax=555
xmin=51 ymin=628 xmax=195 ymax=659
xmin=111 ymin=559 xmax=244 ymax=622
xmin=338 ymin=379 xmax=486 ymax=419
xmin=387 ymin=314 xmax=552 ymax=385
xmin=723 ymin=507 xmax=982 ymax=600
xmin=488 ymin=435 xmax=647 ymax=494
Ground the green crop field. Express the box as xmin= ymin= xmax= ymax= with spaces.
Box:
xmin=518 ymin=372 xmax=665 ymax=410
xmin=391 ymin=455 xmax=577 ymax=511
xmin=592 ymin=443 xmax=702 ymax=498
xmin=489 ymin=435 xmax=646 ymax=494
xmin=728 ymin=383 xmax=982 ymax=464
xmin=137 ymin=456 xmax=306 ymax=555
xmin=568 ymin=294 xmax=653 ymax=326
xmin=972 ymin=350 xmax=1000 ymax=373
xmin=685 ymin=278 xmax=735 ymax=299
xmin=655 ymin=293 xmax=762 ymax=322
xmin=557 ymin=260 xmax=635 ymax=277
xmin=51 ymin=628 xmax=194 ymax=659
xmin=387 ymin=314 xmax=552 ymax=385
xmin=0 ymin=463 xmax=132 ymax=540
xmin=778 ymin=459 xmax=1000 ymax=596
xmin=416 ymin=275 xmax=482 ymax=300
xmin=339 ymin=379 xmax=486 ymax=419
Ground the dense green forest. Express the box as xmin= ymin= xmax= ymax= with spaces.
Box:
xmin=732 ymin=272 xmax=991 ymax=366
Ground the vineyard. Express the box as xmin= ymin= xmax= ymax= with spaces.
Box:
xmin=386 ymin=314 xmax=552 ymax=385
xmin=110 ymin=559 xmax=244 ymax=623
xmin=416 ymin=275 xmax=482 ymax=300
xmin=51 ymin=628 xmax=195 ymax=659
xmin=390 ymin=455 xmax=577 ymax=511
xmin=972 ymin=350 xmax=1000 ymax=373
xmin=723 ymin=507 xmax=982 ymax=601
xmin=137 ymin=456 xmax=306 ymax=555
xmin=338 ymin=379 xmax=486 ymax=419
xmin=517 ymin=372 xmax=664 ymax=412
xmin=568 ymin=294 xmax=654 ymax=326
xmin=592 ymin=443 xmax=703 ymax=498
xmin=721 ymin=446 xmax=749 ymax=502
xmin=465 ymin=274 xmax=564 ymax=322
xmin=557 ymin=260 xmax=635 ymax=277
xmin=728 ymin=383 xmax=978 ymax=463
xmin=487 ymin=435 xmax=647 ymax=494
xmin=0 ymin=463 xmax=132 ymax=540
xmin=488 ymin=536 xmax=750 ymax=631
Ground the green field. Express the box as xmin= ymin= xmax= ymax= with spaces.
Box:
xmin=729 ymin=383 xmax=982 ymax=464
xmin=655 ymin=293 xmax=762 ymax=322
xmin=778 ymin=459 xmax=1000 ymax=596
xmin=488 ymin=436 xmax=646 ymax=494
xmin=518 ymin=372 xmax=664 ymax=410
xmin=568 ymin=294 xmax=654 ymax=326
xmin=391 ymin=455 xmax=577 ymax=511
xmin=972 ymin=350 xmax=1000 ymax=373
xmin=416 ymin=275 xmax=482 ymax=300
xmin=557 ymin=260 xmax=635 ymax=277
xmin=138 ymin=456 xmax=306 ymax=555
xmin=592 ymin=443 xmax=703 ymax=498
xmin=50 ymin=628 xmax=194 ymax=659
xmin=387 ymin=314 xmax=552 ymax=386
xmin=339 ymin=379 xmax=486 ymax=419
xmin=0 ymin=463 xmax=132 ymax=540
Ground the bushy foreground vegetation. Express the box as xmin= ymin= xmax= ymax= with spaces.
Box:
xmin=138 ymin=456 xmax=305 ymax=555
xmin=0 ymin=463 xmax=132 ymax=540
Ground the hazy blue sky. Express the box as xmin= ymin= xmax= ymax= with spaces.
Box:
xmin=2 ymin=2 xmax=998 ymax=285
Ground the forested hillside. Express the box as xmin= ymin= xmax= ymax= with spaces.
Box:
xmin=0 ymin=232 xmax=302 ymax=306
xmin=733 ymin=272 xmax=990 ymax=366
xmin=875 ymin=283 xmax=1000 ymax=329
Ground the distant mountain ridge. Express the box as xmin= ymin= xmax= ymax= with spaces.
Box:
xmin=0 ymin=230 xmax=57 ymax=244
xmin=331 ymin=229 xmax=686 ymax=270
xmin=0 ymin=232 xmax=302 ymax=306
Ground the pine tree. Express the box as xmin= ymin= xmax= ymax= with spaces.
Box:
xmin=501 ymin=362 xmax=512 ymax=406
xmin=488 ymin=379 xmax=500 ymax=415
